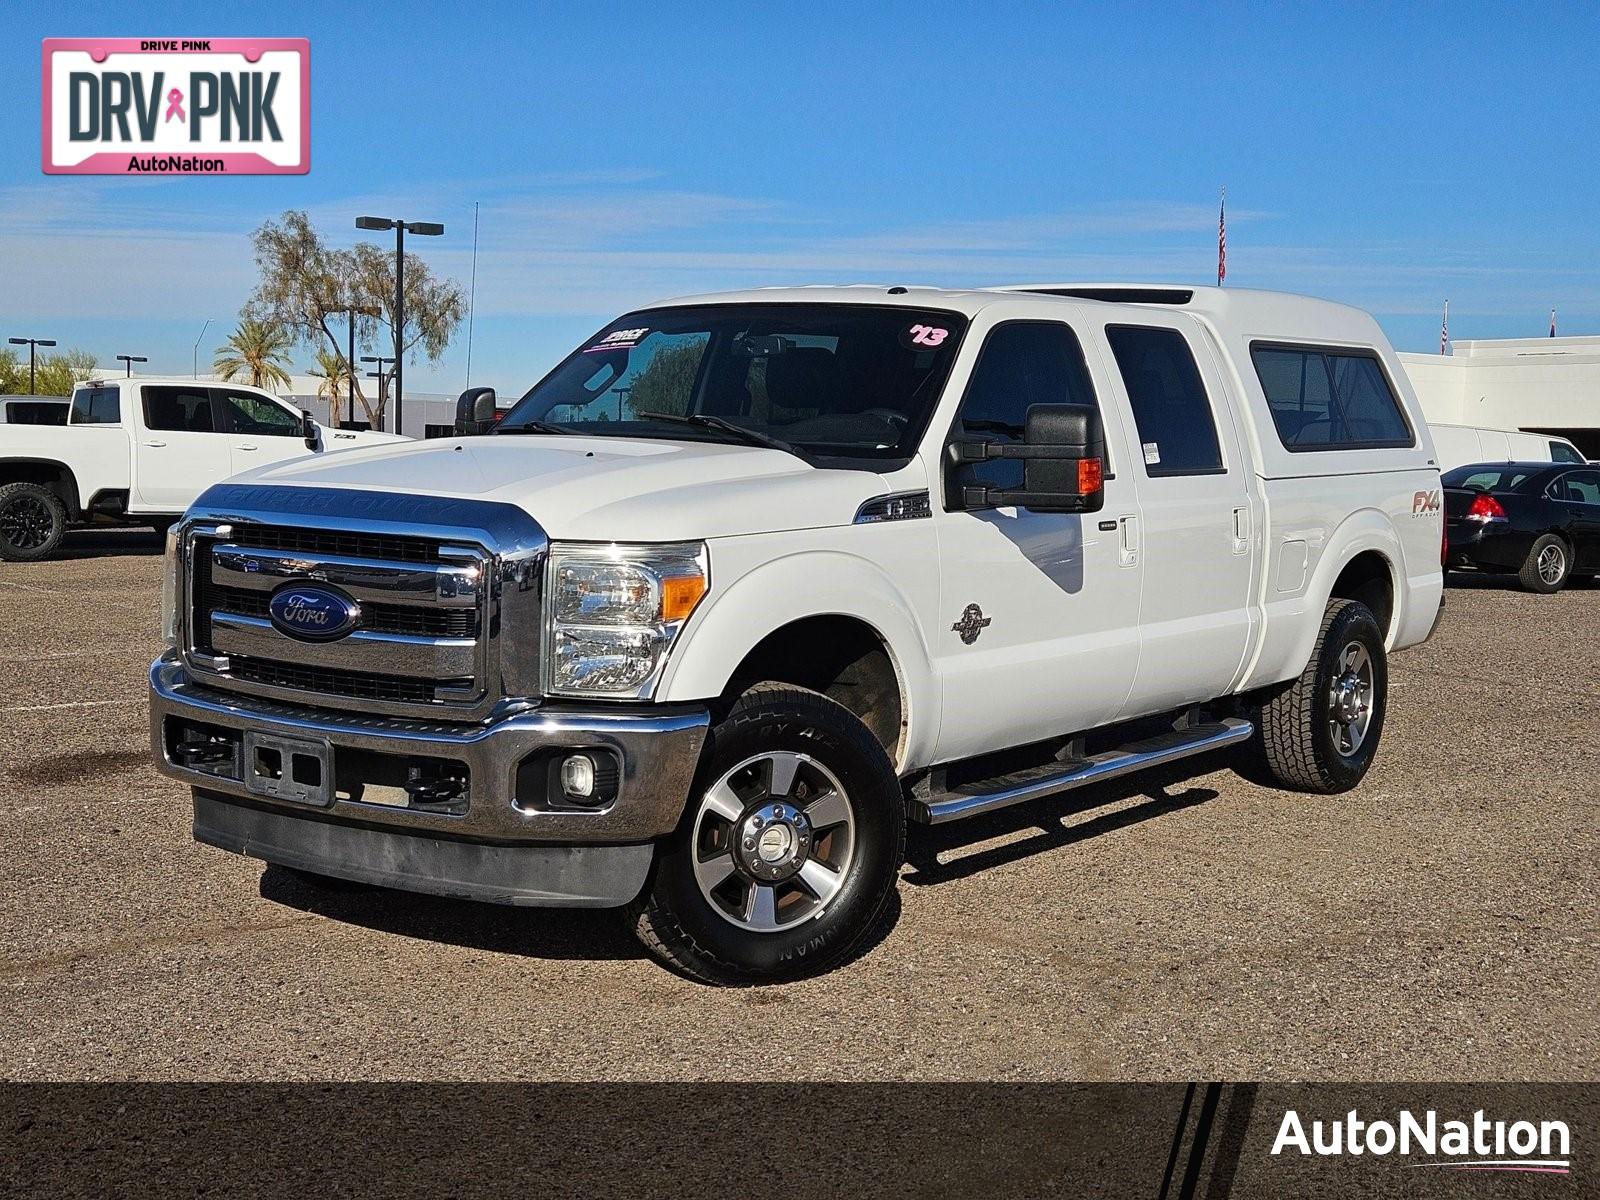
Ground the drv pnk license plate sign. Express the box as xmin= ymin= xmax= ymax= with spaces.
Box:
xmin=41 ymin=38 xmax=309 ymax=175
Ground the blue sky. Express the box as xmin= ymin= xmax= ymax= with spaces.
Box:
xmin=3 ymin=1 xmax=1598 ymax=397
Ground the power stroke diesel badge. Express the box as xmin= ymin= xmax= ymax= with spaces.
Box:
xmin=951 ymin=603 xmax=992 ymax=645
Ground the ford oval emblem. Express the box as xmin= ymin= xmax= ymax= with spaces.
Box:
xmin=268 ymin=584 xmax=361 ymax=642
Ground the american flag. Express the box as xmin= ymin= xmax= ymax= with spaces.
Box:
xmin=1550 ymin=308 xmax=1557 ymax=337
xmin=1216 ymin=188 xmax=1226 ymax=286
xmin=1440 ymin=300 xmax=1449 ymax=355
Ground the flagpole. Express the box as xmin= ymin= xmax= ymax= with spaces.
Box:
xmin=1216 ymin=187 xmax=1226 ymax=287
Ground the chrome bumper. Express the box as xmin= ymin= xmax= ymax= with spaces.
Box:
xmin=149 ymin=654 xmax=710 ymax=844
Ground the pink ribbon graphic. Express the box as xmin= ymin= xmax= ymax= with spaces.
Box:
xmin=164 ymin=88 xmax=185 ymax=123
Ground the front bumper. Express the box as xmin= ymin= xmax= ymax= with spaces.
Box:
xmin=150 ymin=655 xmax=710 ymax=905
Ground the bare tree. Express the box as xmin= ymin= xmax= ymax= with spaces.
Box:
xmin=248 ymin=210 xmax=464 ymax=429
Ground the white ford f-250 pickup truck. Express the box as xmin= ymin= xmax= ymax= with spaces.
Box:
xmin=0 ymin=377 xmax=403 ymax=560
xmin=150 ymin=284 xmax=1445 ymax=983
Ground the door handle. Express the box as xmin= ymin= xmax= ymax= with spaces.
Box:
xmin=237 ymin=444 xmax=258 ymax=451
xmin=1232 ymin=506 xmax=1252 ymax=555
xmin=144 ymin=440 xmax=166 ymax=448
xmin=1118 ymin=515 xmax=1140 ymax=567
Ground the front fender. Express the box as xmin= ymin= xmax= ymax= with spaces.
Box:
xmin=657 ymin=549 xmax=939 ymax=772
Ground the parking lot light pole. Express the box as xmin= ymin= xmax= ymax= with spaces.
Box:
xmin=116 ymin=354 xmax=147 ymax=377
xmin=8 ymin=336 xmax=57 ymax=394
xmin=355 ymin=217 xmax=445 ymax=437
xmin=361 ymin=355 xmax=396 ymax=426
xmin=192 ymin=319 xmax=212 ymax=378
xmin=330 ymin=304 xmax=380 ymax=425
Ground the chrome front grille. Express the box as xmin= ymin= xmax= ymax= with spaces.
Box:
xmin=177 ymin=484 xmax=550 ymax=720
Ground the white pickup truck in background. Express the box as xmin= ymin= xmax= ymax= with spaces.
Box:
xmin=0 ymin=377 xmax=405 ymax=560
xmin=151 ymin=284 xmax=1445 ymax=983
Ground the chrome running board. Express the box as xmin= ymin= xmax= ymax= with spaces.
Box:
xmin=909 ymin=717 xmax=1254 ymax=825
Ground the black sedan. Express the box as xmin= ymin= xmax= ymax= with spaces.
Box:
xmin=1443 ymin=461 xmax=1600 ymax=592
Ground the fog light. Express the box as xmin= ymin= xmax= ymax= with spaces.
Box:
xmin=559 ymin=754 xmax=596 ymax=799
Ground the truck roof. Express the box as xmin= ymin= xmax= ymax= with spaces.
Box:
xmin=644 ymin=283 xmax=1388 ymax=346
xmin=77 ymin=376 xmax=284 ymax=392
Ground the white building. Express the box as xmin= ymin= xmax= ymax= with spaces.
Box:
xmin=1399 ymin=335 xmax=1600 ymax=458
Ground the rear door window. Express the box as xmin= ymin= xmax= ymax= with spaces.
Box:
xmin=1552 ymin=470 xmax=1600 ymax=504
xmin=144 ymin=386 xmax=221 ymax=433
xmin=1251 ymin=345 xmax=1413 ymax=450
xmin=1106 ymin=325 xmax=1224 ymax=475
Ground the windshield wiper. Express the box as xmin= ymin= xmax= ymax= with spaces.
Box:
xmin=494 ymin=420 xmax=565 ymax=434
xmin=636 ymin=411 xmax=808 ymax=461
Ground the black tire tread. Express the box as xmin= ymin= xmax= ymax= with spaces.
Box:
xmin=627 ymin=682 xmax=904 ymax=986
xmin=1257 ymin=599 xmax=1370 ymax=793
xmin=1517 ymin=533 xmax=1570 ymax=594
xmin=0 ymin=481 xmax=67 ymax=562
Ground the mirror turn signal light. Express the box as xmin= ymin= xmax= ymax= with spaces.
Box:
xmin=1078 ymin=457 xmax=1104 ymax=495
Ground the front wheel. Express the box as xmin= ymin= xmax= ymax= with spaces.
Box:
xmin=629 ymin=684 xmax=905 ymax=984
xmin=1253 ymin=599 xmax=1388 ymax=794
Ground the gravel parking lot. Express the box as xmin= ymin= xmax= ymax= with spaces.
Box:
xmin=1 ymin=529 xmax=1595 ymax=1081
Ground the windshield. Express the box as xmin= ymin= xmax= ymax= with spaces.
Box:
xmin=497 ymin=304 xmax=969 ymax=465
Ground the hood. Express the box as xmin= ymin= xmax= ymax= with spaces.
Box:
xmin=227 ymin=433 xmax=893 ymax=540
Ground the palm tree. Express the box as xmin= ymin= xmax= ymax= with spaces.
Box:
xmin=307 ymin=347 xmax=354 ymax=426
xmin=213 ymin=318 xmax=293 ymax=390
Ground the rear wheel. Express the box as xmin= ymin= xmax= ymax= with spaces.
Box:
xmin=629 ymin=683 xmax=905 ymax=984
xmin=1518 ymin=534 xmax=1571 ymax=593
xmin=0 ymin=482 xmax=67 ymax=562
xmin=1253 ymin=599 xmax=1387 ymax=794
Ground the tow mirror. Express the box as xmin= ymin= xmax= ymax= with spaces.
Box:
xmin=301 ymin=409 xmax=319 ymax=450
xmin=455 ymin=387 xmax=497 ymax=436
xmin=947 ymin=402 xmax=1106 ymax=514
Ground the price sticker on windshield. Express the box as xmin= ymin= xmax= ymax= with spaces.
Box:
xmin=585 ymin=327 xmax=648 ymax=353
xmin=901 ymin=323 xmax=950 ymax=349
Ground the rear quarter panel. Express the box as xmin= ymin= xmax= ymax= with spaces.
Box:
xmin=1243 ymin=467 xmax=1444 ymax=691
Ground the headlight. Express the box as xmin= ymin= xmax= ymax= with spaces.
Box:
xmin=159 ymin=526 xmax=181 ymax=647
xmin=545 ymin=543 xmax=708 ymax=698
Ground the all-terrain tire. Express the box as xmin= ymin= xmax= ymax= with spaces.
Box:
xmin=0 ymin=482 xmax=67 ymax=562
xmin=628 ymin=683 xmax=905 ymax=985
xmin=1254 ymin=599 xmax=1387 ymax=794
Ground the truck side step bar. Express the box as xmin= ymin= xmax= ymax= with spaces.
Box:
xmin=908 ymin=717 xmax=1254 ymax=825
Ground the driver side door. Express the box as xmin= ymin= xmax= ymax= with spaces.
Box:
xmin=215 ymin=388 xmax=314 ymax=475
xmin=928 ymin=317 xmax=1144 ymax=763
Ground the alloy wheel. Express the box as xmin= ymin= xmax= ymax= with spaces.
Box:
xmin=0 ymin=496 xmax=53 ymax=551
xmin=690 ymin=750 xmax=857 ymax=932
xmin=1327 ymin=641 xmax=1376 ymax=756
xmin=1537 ymin=543 xmax=1566 ymax=586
